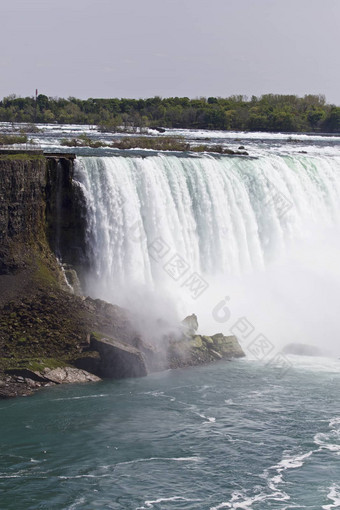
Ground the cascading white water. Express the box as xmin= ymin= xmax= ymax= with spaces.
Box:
xmin=74 ymin=153 xmax=340 ymax=352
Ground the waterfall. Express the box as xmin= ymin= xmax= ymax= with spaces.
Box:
xmin=73 ymin=153 xmax=340 ymax=350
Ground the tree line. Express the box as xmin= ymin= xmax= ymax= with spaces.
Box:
xmin=0 ymin=93 xmax=339 ymax=133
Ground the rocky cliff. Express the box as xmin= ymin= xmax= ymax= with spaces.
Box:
xmin=45 ymin=155 xmax=88 ymax=274
xmin=0 ymin=155 xmax=47 ymax=274
xmin=0 ymin=153 xmax=245 ymax=398
xmin=0 ymin=153 xmax=94 ymax=397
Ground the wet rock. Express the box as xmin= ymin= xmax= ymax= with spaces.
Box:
xmin=0 ymin=375 xmax=35 ymax=399
xmin=90 ymin=334 xmax=148 ymax=379
xmin=210 ymin=334 xmax=245 ymax=358
xmin=167 ymin=333 xmax=245 ymax=369
xmin=73 ymin=352 xmax=101 ymax=374
xmin=42 ymin=366 xmax=101 ymax=384
xmin=182 ymin=314 xmax=199 ymax=337
xmin=190 ymin=335 xmax=204 ymax=349
xmin=61 ymin=264 xmax=83 ymax=295
xmin=5 ymin=368 xmax=49 ymax=382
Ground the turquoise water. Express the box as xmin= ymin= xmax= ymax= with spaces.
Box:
xmin=1 ymin=357 xmax=339 ymax=510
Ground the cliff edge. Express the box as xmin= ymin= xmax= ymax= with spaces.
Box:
xmin=0 ymin=153 xmax=244 ymax=398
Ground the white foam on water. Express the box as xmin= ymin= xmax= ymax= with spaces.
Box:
xmin=314 ymin=416 xmax=340 ymax=455
xmin=330 ymin=417 xmax=340 ymax=428
xmin=101 ymin=456 xmax=202 ymax=470
xmin=210 ymin=489 xmax=283 ymax=509
xmin=224 ymin=418 xmax=340 ymax=509
xmin=162 ymin=128 xmax=340 ymax=143
xmin=213 ymin=448 xmax=313 ymax=509
xmin=137 ymin=496 xmax=202 ymax=509
xmin=283 ymin=355 xmax=340 ymax=374
xmin=0 ymin=474 xmax=22 ymax=479
xmin=323 ymin=484 xmax=340 ymax=509
xmin=196 ymin=412 xmax=216 ymax=423
xmin=66 ymin=497 xmax=86 ymax=510
xmin=59 ymin=474 xmax=105 ymax=479
xmin=51 ymin=394 xmax=109 ymax=401
xmin=274 ymin=450 xmax=313 ymax=471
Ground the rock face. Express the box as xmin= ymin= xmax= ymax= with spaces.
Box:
xmin=0 ymin=154 xmax=246 ymax=399
xmin=181 ymin=314 xmax=199 ymax=337
xmin=90 ymin=334 xmax=148 ymax=379
xmin=83 ymin=298 xmax=141 ymax=345
xmin=169 ymin=314 xmax=245 ymax=369
xmin=45 ymin=157 xmax=88 ymax=273
xmin=168 ymin=328 xmax=245 ymax=369
xmin=0 ymin=156 xmax=46 ymax=274
xmin=0 ymin=153 xmax=87 ymax=277
xmin=209 ymin=334 xmax=245 ymax=358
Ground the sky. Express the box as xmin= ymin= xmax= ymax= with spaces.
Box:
xmin=1 ymin=0 xmax=340 ymax=103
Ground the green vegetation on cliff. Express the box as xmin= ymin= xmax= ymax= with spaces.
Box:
xmin=1 ymin=93 xmax=340 ymax=133
xmin=0 ymin=134 xmax=28 ymax=145
xmin=59 ymin=135 xmax=248 ymax=154
xmin=0 ymin=154 xmax=245 ymax=398
xmin=0 ymin=155 xmax=86 ymax=376
xmin=0 ymin=154 xmax=44 ymax=161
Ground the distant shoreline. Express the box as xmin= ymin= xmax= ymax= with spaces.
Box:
xmin=1 ymin=93 xmax=339 ymax=134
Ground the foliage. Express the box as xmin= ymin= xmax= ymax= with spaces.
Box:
xmin=58 ymin=135 xmax=249 ymax=153
xmin=0 ymin=134 xmax=28 ymax=145
xmin=112 ymin=136 xmax=190 ymax=151
xmin=0 ymin=93 xmax=339 ymax=133
xmin=60 ymin=135 xmax=106 ymax=148
xmin=0 ymin=154 xmax=45 ymax=161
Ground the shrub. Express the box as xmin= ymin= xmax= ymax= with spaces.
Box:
xmin=112 ymin=136 xmax=190 ymax=151
xmin=0 ymin=134 xmax=28 ymax=145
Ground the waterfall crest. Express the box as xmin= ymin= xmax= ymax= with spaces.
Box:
xmin=74 ymin=153 xmax=340 ymax=295
xmin=72 ymin=153 xmax=340 ymax=351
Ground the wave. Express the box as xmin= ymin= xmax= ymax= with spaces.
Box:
xmin=211 ymin=449 xmax=314 ymax=508
xmin=323 ymin=484 xmax=340 ymax=509
xmin=137 ymin=496 xmax=203 ymax=509
xmin=213 ymin=416 xmax=340 ymax=508
xmin=314 ymin=416 xmax=340 ymax=455
xmin=51 ymin=394 xmax=109 ymax=401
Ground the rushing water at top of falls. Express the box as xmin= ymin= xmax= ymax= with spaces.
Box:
xmin=73 ymin=152 xmax=340 ymax=354
xmin=75 ymin=153 xmax=340 ymax=283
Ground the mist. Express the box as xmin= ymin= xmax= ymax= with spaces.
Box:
xmin=76 ymin=152 xmax=340 ymax=360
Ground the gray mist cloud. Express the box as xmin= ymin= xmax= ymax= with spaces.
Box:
xmin=1 ymin=0 xmax=339 ymax=103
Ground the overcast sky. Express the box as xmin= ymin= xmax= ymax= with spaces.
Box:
xmin=1 ymin=0 xmax=339 ymax=103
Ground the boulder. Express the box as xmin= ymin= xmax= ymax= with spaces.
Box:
xmin=90 ymin=333 xmax=148 ymax=379
xmin=0 ymin=366 xmax=100 ymax=399
xmin=181 ymin=314 xmax=199 ymax=337
xmin=42 ymin=367 xmax=101 ymax=384
xmin=5 ymin=368 xmax=48 ymax=382
xmin=190 ymin=335 xmax=203 ymax=349
xmin=211 ymin=334 xmax=245 ymax=358
xmin=167 ymin=332 xmax=245 ymax=369
xmin=73 ymin=351 xmax=101 ymax=374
